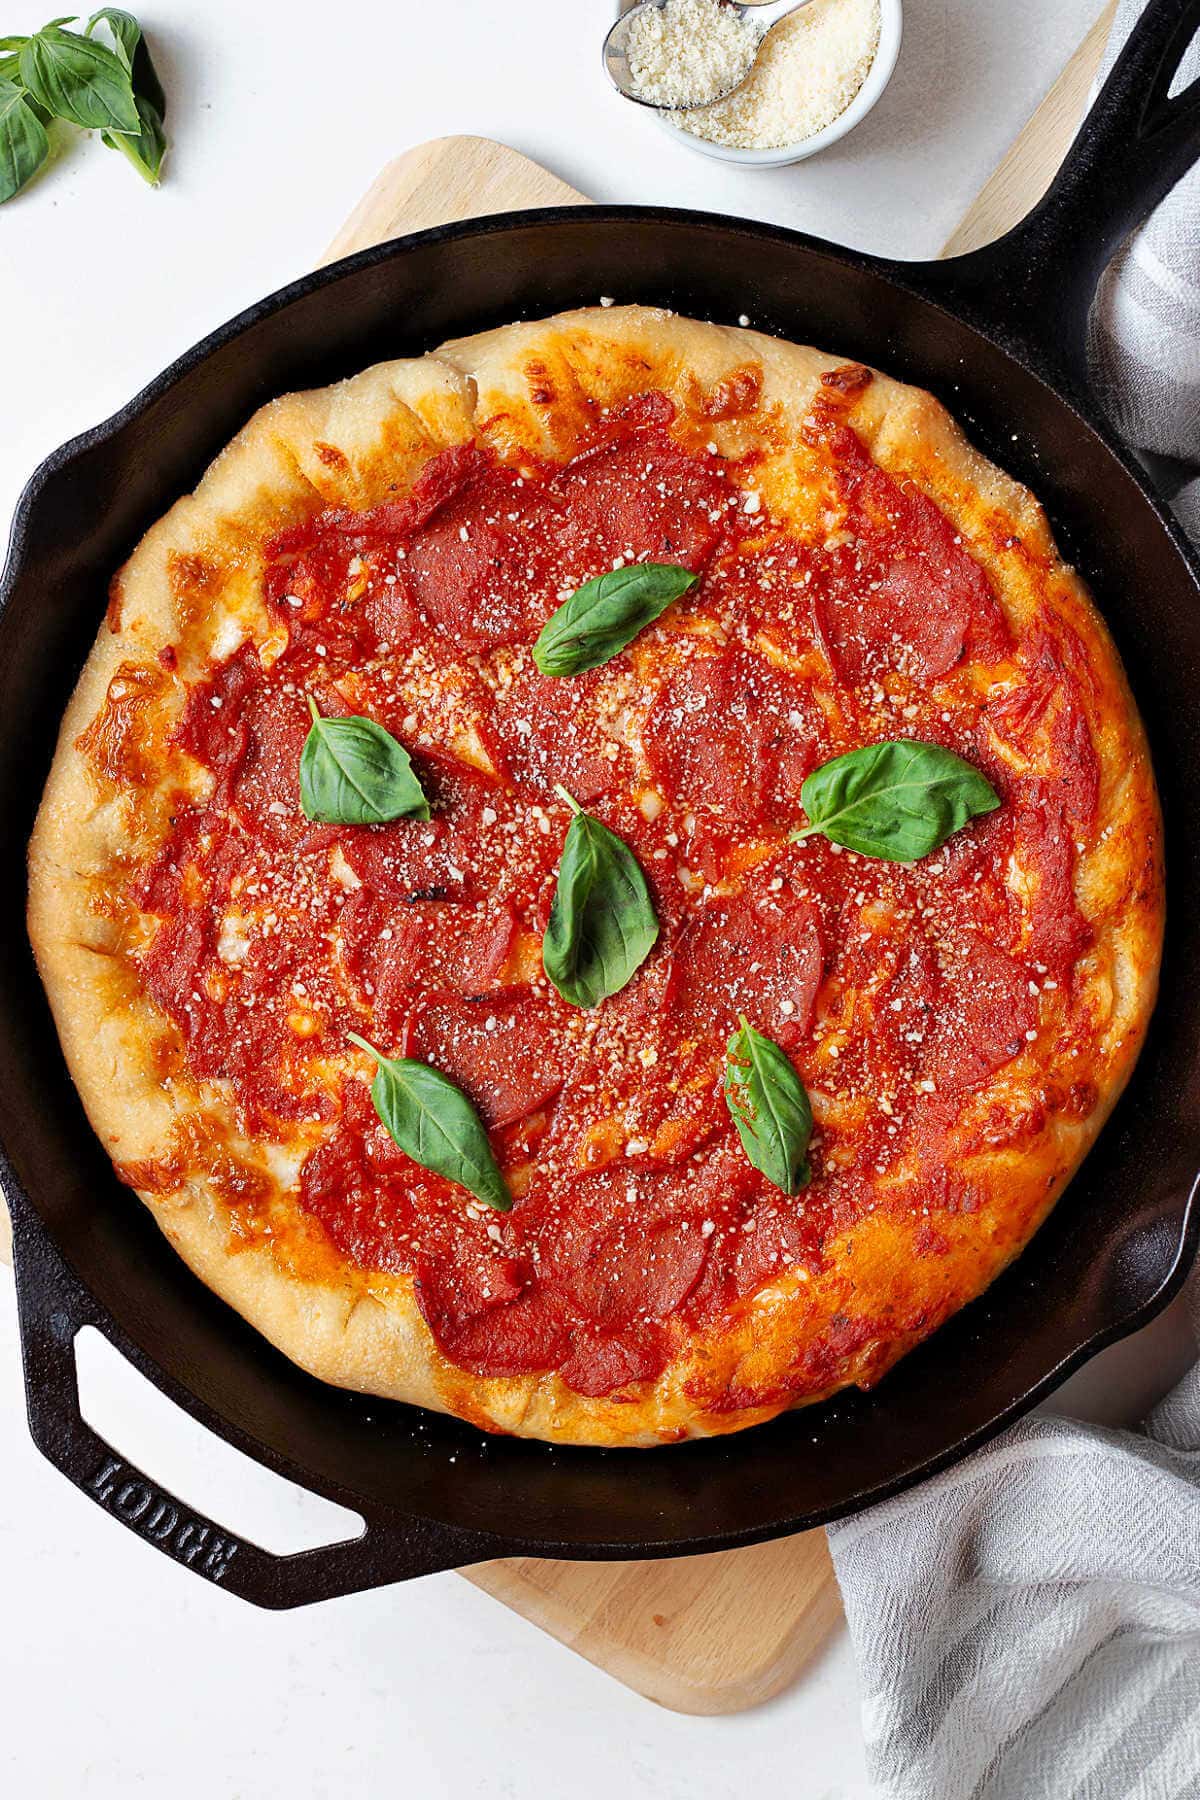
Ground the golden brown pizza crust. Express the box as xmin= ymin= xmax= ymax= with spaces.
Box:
xmin=28 ymin=307 xmax=1163 ymax=1446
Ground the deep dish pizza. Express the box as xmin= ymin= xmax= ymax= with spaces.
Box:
xmin=28 ymin=307 xmax=1162 ymax=1446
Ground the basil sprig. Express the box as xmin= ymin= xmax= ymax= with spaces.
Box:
xmin=300 ymin=697 xmax=430 ymax=825
xmin=348 ymin=1035 xmax=511 ymax=1213
xmin=533 ymin=563 xmax=698 ymax=677
xmin=0 ymin=11 xmax=166 ymax=204
xmin=792 ymin=740 xmax=1000 ymax=863
xmin=724 ymin=1016 xmax=813 ymax=1195
xmin=543 ymin=786 xmax=659 ymax=1008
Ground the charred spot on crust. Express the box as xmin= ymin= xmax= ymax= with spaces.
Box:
xmin=703 ymin=363 xmax=764 ymax=420
xmin=106 ymin=572 xmax=126 ymax=633
xmin=314 ymin=440 xmax=351 ymax=472
xmin=821 ymin=362 xmax=873 ymax=395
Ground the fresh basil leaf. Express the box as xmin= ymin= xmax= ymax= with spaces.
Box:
xmin=85 ymin=7 xmax=136 ymax=62
xmin=0 ymin=63 xmax=51 ymax=124
xmin=86 ymin=8 xmax=164 ymax=116
xmin=0 ymin=77 xmax=49 ymax=203
xmin=724 ymin=1015 xmax=813 ymax=1195
xmin=299 ymin=698 xmax=430 ymax=825
xmin=543 ymin=786 xmax=659 ymax=1008
xmin=19 ymin=24 xmax=138 ymax=132
xmin=792 ymin=739 xmax=1001 ymax=863
xmin=0 ymin=48 xmax=51 ymax=121
xmin=348 ymin=1033 xmax=511 ymax=1212
xmin=533 ymin=562 xmax=698 ymax=677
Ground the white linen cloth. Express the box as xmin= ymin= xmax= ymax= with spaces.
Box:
xmin=826 ymin=6 xmax=1200 ymax=1795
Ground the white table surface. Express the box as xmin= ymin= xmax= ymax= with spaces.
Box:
xmin=3 ymin=3 xmax=1194 ymax=1796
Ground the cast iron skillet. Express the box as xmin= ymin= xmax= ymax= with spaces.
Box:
xmin=3 ymin=2 xmax=1200 ymax=1609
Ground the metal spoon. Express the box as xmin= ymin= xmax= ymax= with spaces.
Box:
xmin=603 ymin=0 xmax=812 ymax=112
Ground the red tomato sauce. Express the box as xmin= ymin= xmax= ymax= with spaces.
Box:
xmin=132 ymin=394 xmax=1098 ymax=1398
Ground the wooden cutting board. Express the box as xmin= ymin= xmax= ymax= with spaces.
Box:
xmin=1 ymin=10 xmax=1112 ymax=1711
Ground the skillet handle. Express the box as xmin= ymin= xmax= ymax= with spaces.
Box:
xmin=9 ymin=1195 xmax=493 ymax=1608
xmin=917 ymin=0 xmax=1200 ymax=395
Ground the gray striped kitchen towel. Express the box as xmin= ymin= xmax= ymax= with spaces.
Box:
xmin=827 ymin=6 xmax=1200 ymax=1795
xmin=828 ymin=1287 xmax=1200 ymax=1800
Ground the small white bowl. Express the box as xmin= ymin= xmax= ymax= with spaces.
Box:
xmin=623 ymin=0 xmax=903 ymax=168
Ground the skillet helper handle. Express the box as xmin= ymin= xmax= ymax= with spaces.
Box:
xmin=9 ymin=1197 xmax=488 ymax=1607
xmin=929 ymin=0 xmax=1200 ymax=394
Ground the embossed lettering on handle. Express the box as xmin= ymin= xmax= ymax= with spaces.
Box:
xmin=87 ymin=1453 xmax=241 ymax=1582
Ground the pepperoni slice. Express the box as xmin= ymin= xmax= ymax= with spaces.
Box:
xmin=230 ymin=695 xmax=316 ymax=824
xmin=551 ymin=1211 xmax=709 ymax=1333
xmin=322 ymin=760 xmax=520 ymax=915
xmin=667 ymin=880 xmax=823 ymax=1048
xmin=267 ymin=444 xmax=488 ymax=555
xmin=329 ymin=760 xmax=495 ymax=904
xmin=557 ymin=1330 xmax=670 ymax=1398
xmin=988 ymin=629 xmax=1100 ymax=833
xmin=414 ymin=1161 xmax=713 ymax=1392
xmin=921 ymin=934 xmax=1037 ymax=1093
xmin=133 ymin=810 xmax=226 ymax=914
xmin=263 ymin=534 xmax=355 ymax=621
xmin=480 ymin=664 xmax=630 ymax=804
xmin=645 ymin=647 xmax=822 ymax=827
xmin=339 ymin=894 xmax=517 ymax=1037
xmin=629 ymin=1043 xmax=729 ymax=1166
xmin=553 ymin=414 xmax=730 ymax=571
xmin=414 ymin=1265 xmax=573 ymax=1378
xmin=815 ymin=426 xmax=1009 ymax=683
xmin=718 ymin=1194 xmax=827 ymax=1307
xmin=333 ymin=821 xmax=461 ymax=904
xmin=409 ymin=989 xmax=568 ymax=1127
xmin=270 ymin=447 xmax=564 ymax=654
xmin=931 ymin=797 xmax=1022 ymax=952
xmin=141 ymin=906 xmax=213 ymax=1026
xmin=544 ymin=956 xmax=723 ymax=1172
xmin=173 ymin=643 xmax=265 ymax=809
xmin=669 ymin=1147 xmax=800 ymax=1315
xmin=1012 ymin=783 xmax=1092 ymax=975
xmin=401 ymin=470 xmax=560 ymax=651
xmin=175 ymin=646 xmax=325 ymax=827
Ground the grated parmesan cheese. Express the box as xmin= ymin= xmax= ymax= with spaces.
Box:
xmin=624 ymin=0 xmax=759 ymax=109
xmin=673 ymin=0 xmax=881 ymax=151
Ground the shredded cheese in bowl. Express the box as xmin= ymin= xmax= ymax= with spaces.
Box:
xmin=674 ymin=0 xmax=883 ymax=150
